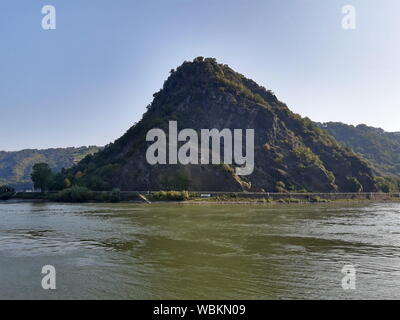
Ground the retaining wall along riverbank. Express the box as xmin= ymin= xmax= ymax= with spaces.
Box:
xmin=9 ymin=191 xmax=400 ymax=202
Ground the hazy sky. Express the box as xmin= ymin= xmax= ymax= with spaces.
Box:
xmin=0 ymin=0 xmax=399 ymax=151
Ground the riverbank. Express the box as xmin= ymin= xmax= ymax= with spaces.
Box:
xmin=5 ymin=190 xmax=400 ymax=204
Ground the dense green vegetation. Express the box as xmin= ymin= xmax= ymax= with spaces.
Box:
xmin=0 ymin=146 xmax=101 ymax=190
xmin=318 ymin=122 xmax=400 ymax=192
xmin=318 ymin=122 xmax=400 ymax=176
xmin=150 ymin=191 xmax=190 ymax=201
xmin=0 ymin=185 xmax=15 ymax=200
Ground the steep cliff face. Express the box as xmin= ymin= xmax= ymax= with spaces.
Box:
xmin=66 ymin=57 xmax=376 ymax=192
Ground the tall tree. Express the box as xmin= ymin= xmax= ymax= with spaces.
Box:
xmin=31 ymin=163 xmax=53 ymax=192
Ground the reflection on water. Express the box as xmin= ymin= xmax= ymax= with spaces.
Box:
xmin=0 ymin=201 xmax=400 ymax=299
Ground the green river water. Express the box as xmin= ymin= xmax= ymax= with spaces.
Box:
xmin=1 ymin=201 xmax=400 ymax=299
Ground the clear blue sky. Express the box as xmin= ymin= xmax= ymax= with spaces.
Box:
xmin=0 ymin=0 xmax=399 ymax=151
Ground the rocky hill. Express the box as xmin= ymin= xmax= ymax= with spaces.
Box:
xmin=64 ymin=57 xmax=377 ymax=192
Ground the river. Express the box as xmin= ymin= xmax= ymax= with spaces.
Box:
xmin=0 ymin=201 xmax=399 ymax=299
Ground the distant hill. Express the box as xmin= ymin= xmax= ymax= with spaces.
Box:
xmin=318 ymin=122 xmax=400 ymax=176
xmin=0 ymin=146 xmax=101 ymax=190
xmin=63 ymin=57 xmax=378 ymax=192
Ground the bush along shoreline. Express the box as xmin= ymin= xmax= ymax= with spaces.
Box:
xmin=0 ymin=185 xmax=16 ymax=200
xmin=9 ymin=186 xmax=122 ymax=203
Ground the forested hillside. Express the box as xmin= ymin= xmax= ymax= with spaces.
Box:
xmin=0 ymin=146 xmax=101 ymax=190
xmin=318 ymin=122 xmax=400 ymax=176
